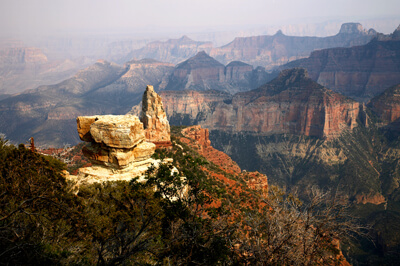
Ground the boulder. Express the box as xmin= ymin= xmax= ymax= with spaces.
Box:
xmin=77 ymin=116 xmax=97 ymax=142
xmin=77 ymin=114 xmax=154 ymax=169
xmin=89 ymin=115 xmax=145 ymax=148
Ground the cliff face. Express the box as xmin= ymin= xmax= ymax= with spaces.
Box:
xmin=209 ymin=23 xmax=376 ymax=69
xmin=130 ymin=35 xmax=213 ymax=64
xmin=162 ymin=68 xmax=360 ymax=139
xmin=283 ymin=25 xmax=400 ymax=102
xmin=368 ymin=83 xmax=400 ymax=126
xmin=159 ymin=89 xmax=232 ymax=125
xmin=164 ymin=51 xmax=275 ymax=93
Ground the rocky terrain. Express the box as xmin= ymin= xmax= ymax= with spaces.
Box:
xmin=164 ymin=51 xmax=276 ymax=93
xmin=209 ymin=23 xmax=376 ymax=69
xmin=283 ymin=25 xmax=400 ymax=102
xmin=162 ymin=68 xmax=361 ymax=139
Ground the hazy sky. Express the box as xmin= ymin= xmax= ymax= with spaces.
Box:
xmin=1 ymin=0 xmax=399 ymax=37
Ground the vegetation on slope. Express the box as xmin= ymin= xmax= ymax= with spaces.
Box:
xmin=0 ymin=133 xmax=364 ymax=265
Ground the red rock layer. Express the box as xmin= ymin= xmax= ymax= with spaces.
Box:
xmin=181 ymin=125 xmax=241 ymax=175
xmin=179 ymin=125 xmax=268 ymax=197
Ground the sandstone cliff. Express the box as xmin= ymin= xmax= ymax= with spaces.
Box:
xmin=368 ymin=83 xmax=400 ymax=127
xmin=209 ymin=23 xmax=376 ymax=69
xmin=283 ymin=25 xmax=400 ymax=102
xmin=159 ymin=89 xmax=232 ymax=125
xmin=162 ymin=68 xmax=360 ymax=139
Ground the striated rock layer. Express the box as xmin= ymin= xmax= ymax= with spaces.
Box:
xmin=162 ymin=68 xmax=361 ymax=139
xmin=368 ymin=83 xmax=400 ymax=127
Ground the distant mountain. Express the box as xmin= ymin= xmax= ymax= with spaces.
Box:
xmin=209 ymin=23 xmax=377 ymax=69
xmin=0 ymin=44 xmax=94 ymax=94
xmin=282 ymin=25 xmax=400 ymax=102
xmin=0 ymin=59 xmax=173 ymax=147
xmin=122 ymin=23 xmax=377 ymax=70
xmin=128 ymin=35 xmax=213 ymax=64
xmin=163 ymin=51 xmax=276 ymax=93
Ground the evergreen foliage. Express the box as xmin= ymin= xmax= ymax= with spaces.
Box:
xmin=0 ymin=136 xmax=365 ymax=265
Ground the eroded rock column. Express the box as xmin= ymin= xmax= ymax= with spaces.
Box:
xmin=140 ymin=85 xmax=172 ymax=148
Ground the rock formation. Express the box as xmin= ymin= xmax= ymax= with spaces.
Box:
xmin=368 ymin=83 xmax=400 ymax=127
xmin=181 ymin=125 xmax=240 ymax=175
xmin=0 ymin=59 xmax=173 ymax=147
xmin=140 ymin=85 xmax=172 ymax=148
xmin=164 ymin=51 xmax=275 ymax=93
xmin=162 ymin=68 xmax=360 ymax=139
xmin=159 ymin=89 xmax=232 ymax=125
xmin=283 ymin=25 xmax=400 ymax=102
xmin=180 ymin=125 xmax=267 ymax=191
xmin=75 ymin=114 xmax=157 ymax=183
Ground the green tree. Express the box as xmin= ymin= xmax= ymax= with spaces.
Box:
xmin=0 ymin=140 xmax=83 ymax=265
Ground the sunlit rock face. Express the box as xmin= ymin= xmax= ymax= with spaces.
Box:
xmin=140 ymin=85 xmax=172 ymax=148
xmin=75 ymin=114 xmax=156 ymax=183
xmin=160 ymin=68 xmax=361 ymax=139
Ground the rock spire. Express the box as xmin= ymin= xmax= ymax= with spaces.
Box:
xmin=140 ymin=85 xmax=172 ymax=148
